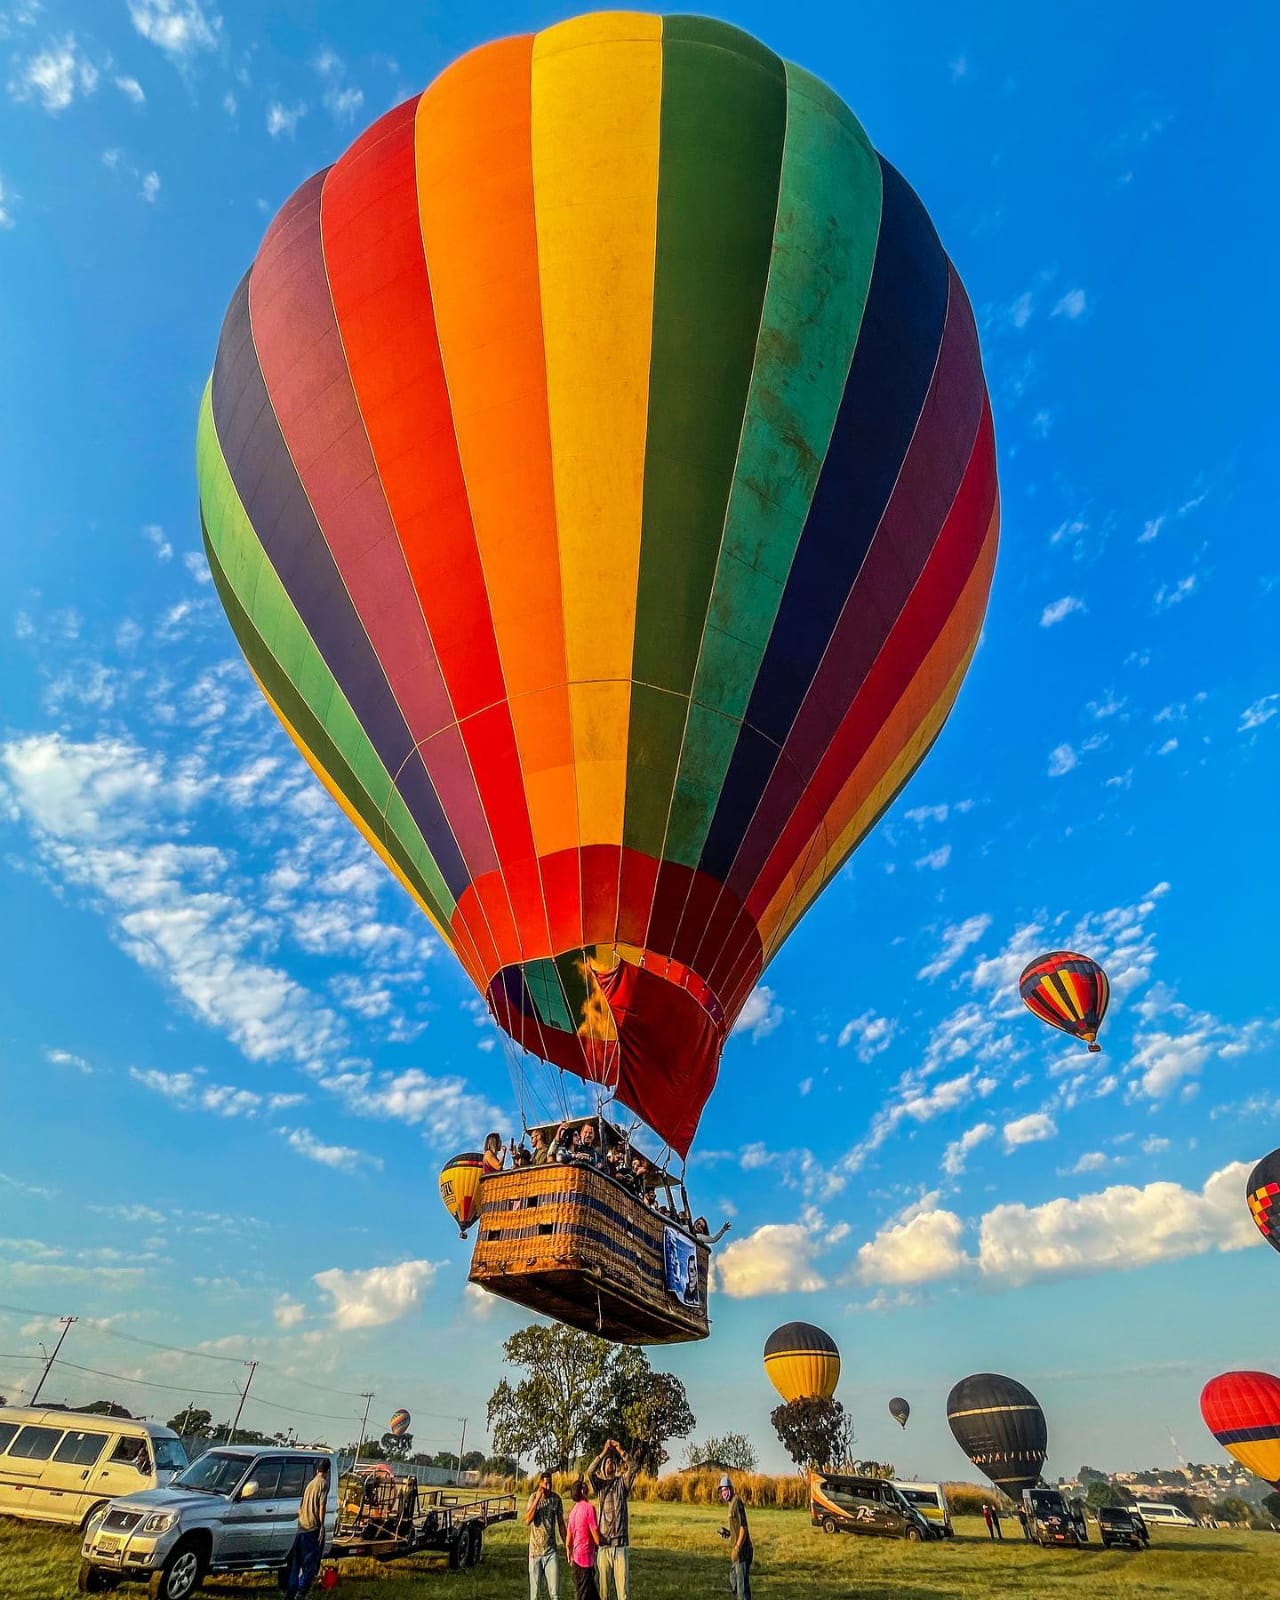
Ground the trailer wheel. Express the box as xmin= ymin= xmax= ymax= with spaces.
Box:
xmin=467 ymin=1523 xmax=484 ymax=1565
xmin=448 ymin=1531 xmax=467 ymax=1571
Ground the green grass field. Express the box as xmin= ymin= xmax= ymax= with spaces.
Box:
xmin=3 ymin=1507 xmax=1278 ymax=1599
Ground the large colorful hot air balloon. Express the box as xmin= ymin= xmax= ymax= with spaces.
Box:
xmin=1200 ymin=1371 xmax=1280 ymax=1488
xmin=764 ymin=1323 xmax=840 ymax=1404
xmin=1246 ymin=1150 xmax=1280 ymax=1254
xmin=197 ymin=12 xmax=998 ymax=1163
xmin=947 ymin=1373 xmax=1047 ymax=1497
xmin=439 ymin=1153 xmax=484 ymax=1237
xmin=889 ymin=1396 xmax=910 ymax=1429
xmin=1019 ymin=952 xmax=1110 ymax=1052
xmin=389 ymin=1408 xmax=412 ymax=1439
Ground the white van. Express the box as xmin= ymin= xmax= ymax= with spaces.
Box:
xmin=0 ymin=1406 xmax=187 ymax=1529
xmin=892 ymin=1481 xmax=953 ymax=1537
xmin=1130 ymin=1500 xmax=1198 ymax=1529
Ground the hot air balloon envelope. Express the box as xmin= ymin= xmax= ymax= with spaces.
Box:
xmin=389 ymin=1408 xmax=411 ymax=1438
xmin=1201 ymin=1371 xmax=1280 ymax=1488
xmin=197 ymin=10 xmax=999 ymax=1162
xmin=764 ymin=1322 xmax=840 ymax=1404
xmin=1019 ymin=952 xmax=1110 ymax=1051
xmin=947 ymin=1373 xmax=1047 ymax=1497
xmin=889 ymin=1396 xmax=910 ymax=1428
xmin=1247 ymin=1150 xmax=1280 ymax=1254
xmin=439 ymin=1152 xmax=484 ymax=1236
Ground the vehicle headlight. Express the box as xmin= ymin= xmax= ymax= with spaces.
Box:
xmin=142 ymin=1513 xmax=177 ymax=1534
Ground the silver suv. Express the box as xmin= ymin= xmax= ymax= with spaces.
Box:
xmin=78 ymin=1445 xmax=338 ymax=1598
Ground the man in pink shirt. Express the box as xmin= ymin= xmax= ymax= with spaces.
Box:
xmin=566 ymin=1477 xmax=601 ymax=1600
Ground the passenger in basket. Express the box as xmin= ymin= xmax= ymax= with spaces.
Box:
xmin=692 ymin=1215 xmax=733 ymax=1244
xmin=526 ymin=1468 xmax=567 ymax=1600
xmin=604 ymin=1144 xmax=628 ymax=1183
xmin=482 ymin=1131 xmax=506 ymax=1175
xmin=586 ymin=1440 xmax=637 ymax=1600
xmin=573 ymin=1123 xmax=603 ymax=1169
xmin=551 ymin=1123 xmax=580 ymax=1163
xmin=530 ymin=1127 xmax=553 ymax=1165
xmin=512 ymin=1145 xmax=533 ymax=1168
xmin=566 ymin=1478 xmax=601 ymax=1600
xmin=625 ymin=1156 xmax=647 ymax=1195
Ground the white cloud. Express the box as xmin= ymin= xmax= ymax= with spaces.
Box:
xmin=1047 ymin=743 xmax=1078 ymax=777
xmin=1154 ymin=574 xmax=1197 ymax=610
xmin=9 ymin=35 xmax=98 ymax=111
xmin=140 ymin=171 xmax=160 ymax=203
xmin=323 ymin=84 xmax=363 ymax=122
xmin=903 ymin=802 xmax=949 ymax=824
xmin=713 ymin=1222 xmax=827 ymax=1299
xmin=836 ymin=1010 xmax=897 ymax=1062
xmin=1239 ymin=694 xmax=1278 ymax=732
xmin=319 ymin=1067 xmax=501 ymax=1149
xmin=732 ymin=984 xmax=782 ymax=1042
xmin=1087 ymin=692 xmax=1125 ymax=720
xmin=1052 ymin=288 xmax=1087 ymax=319
xmin=1003 ymin=1111 xmax=1057 ymax=1150
xmin=941 ymin=1121 xmax=993 ymax=1177
xmin=46 ymin=1047 xmax=92 ymax=1073
xmin=127 ymin=0 xmax=220 ymax=63
xmin=1142 ymin=1136 xmax=1170 ymax=1155
xmin=114 ymin=73 xmax=145 ymax=104
xmin=142 ymin=524 xmax=171 ymax=561
xmin=976 ymin=1161 xmax=1257 ymax=1286
xmin=1008 ymin=290 xmax=1033 ymax=329
xmin=313 ymin=1260 xmax=436 ymax=1329
xmin=914 ymin=843 xmax=951 ymax=871
xmin=266 ymin=100 xmax=305 ymax=137
xmin=0 ymin=172 xmax=16 ymax=229
xmin=1040 ymin=595 xmax=1086 ymax=627
xmin=1068 ymin=1151 xmax=1112 ymax=1174
xmin=918 ymin=913 xmax=991 ymax=981
xmin=1138 ymin=515 xmax=1164 ymax=544
xmin=129 ymin=1066 xmax=287 ymax=1119
xmin=855 ymin=1207 xmax=969 ymax=1285
xmin=273 ymin=1295 xmax=305 ymax=1329
xmin=282 ymin=1126 xmax=381 ymax=1173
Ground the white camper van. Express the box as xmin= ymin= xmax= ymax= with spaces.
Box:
xmin=0 ymin=1406 xmax=187 ymax=1529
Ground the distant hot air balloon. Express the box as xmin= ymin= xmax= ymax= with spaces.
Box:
xmin=764 ymin=1322 xmax=840 ymax=1404
xmin=197 ymin=11 xmax=999 ymax=1180
xmin=1019 ymin=952 xmax=1110 ymax=1052
xmin=947 ymin=1373 xmax=1047 ymax=1497
xmin=1246 ymin=1150 xmax=1280 ymax=1254
xmin=1200 ymin=1371 xmax=1280 ymax=1488
xmin=439 ymin=1153 xmax=484 ymax=1237
xmin=389 ymin=1408 xmax=411 ymax=1439
xmin=889 ymin=1396 xmax=910 ymax=1429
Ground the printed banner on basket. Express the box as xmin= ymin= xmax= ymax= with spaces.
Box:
xmin=663 ymin=1226 xmax=701 ymax=1308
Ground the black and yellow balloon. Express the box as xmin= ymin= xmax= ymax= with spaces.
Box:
xmin=763 ymin=1322 xmax=840 ymax=1404
xmin=439 ymin=1152 xmax=485 ymax=1237
xmin=889 ymin=1396 xmax=910 ymax=1429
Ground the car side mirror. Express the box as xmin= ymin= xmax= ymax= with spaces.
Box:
xmin=240 ymin=1481 xmax=259 ymax=1500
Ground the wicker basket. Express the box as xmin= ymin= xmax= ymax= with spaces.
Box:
xmin=468 ymin=1163 xmax=710 ymax=1344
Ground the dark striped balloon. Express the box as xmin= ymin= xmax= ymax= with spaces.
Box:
xmin=1019 ymin=952 xmax=1110 ymax=1052
xmin=197 ymin=12 xmax=998 ymax=1158
xmin=947 ymin=1373 xmax=1047 ymax=1496
xmin=1247 ymin=1149 xmax=1280 ymax=1254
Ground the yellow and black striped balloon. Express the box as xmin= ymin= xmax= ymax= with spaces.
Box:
xmin=439 ymin=1151 xmax=485 ymax=1237
xmin=763 ymin=1321 xmax=840 ymax=1403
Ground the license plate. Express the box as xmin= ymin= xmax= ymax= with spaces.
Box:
xmin=95 ymin=1536 xmax=120 ymax=1554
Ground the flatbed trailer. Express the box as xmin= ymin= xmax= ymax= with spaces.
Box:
xmin=331 ymin=1468 xmax=516 ymax=1570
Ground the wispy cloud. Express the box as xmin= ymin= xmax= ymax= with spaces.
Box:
xmin=914 ymin=843 xmax=951 ymax=871
xmin=918 ymin=914 xmax=992 ymax=982
xmin=1040 ymin=595 xmax=1086 ymax=627
xmin=114 ymin=73 xmax=145 ymax=104
xmin=127 ymin=0 xmax=221 ymax=65
xmin=282 ymin=1126 xmax=381 ymax=1173
xmin=313 ymin=1259 xmax=436 ymax=1328
xmin=8 ymin=34 xmax=98 ymax=112
xmin=1048 ymin=742 xmax=1077 ymax=777
xmin=1239 ymin=693 xmax=1278 ymax=733
xmin=266 ymin=100 xmax=305 ymax=137
xmin=1052 ymin=288 xmax=1088 ymax=319
xmin=1154 ymin=574 xmax=1197 ymax=609
xmin=1003 ymin=1111 xmax=1057 ymax=1151
xmin=732 ymin=984 xmax=783 ymax=1042
xmin=837 ymin=1010 xmax=898 ymax=1062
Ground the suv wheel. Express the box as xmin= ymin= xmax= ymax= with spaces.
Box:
xmin=904 ymin=1525 xmax=922 ymax=1543
xmin=148 ymin=1540 xmax=205 ymax=1600
xmin=821 ymin=1516 xmax=838 ymax=1535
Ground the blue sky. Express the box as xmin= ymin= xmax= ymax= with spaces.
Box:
xmin=1 ymin=0 xmax=1277 ymax=1480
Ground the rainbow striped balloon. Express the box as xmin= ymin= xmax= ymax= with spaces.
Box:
xmin=197 ymin=13 xmax=998 ymax=1155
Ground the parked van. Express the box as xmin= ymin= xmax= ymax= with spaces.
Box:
xmin=810 ymin=1472 xmax=936 ymax=1540
xmin=0 ymin=1406 xmax=187 ymax=1529
xmin=1130 ymin=1500 xmax=1198 ymax=1529
xmin=892 ymin=1481 xmax=953 ymax=1537
xmin=1022 ymin=1486 xmax=1086 ymax=1546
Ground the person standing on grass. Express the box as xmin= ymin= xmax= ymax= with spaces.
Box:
xmin=526 ymin=1468 xmax=567 ymax=1599
xmin=982 ymin=1502 xmax=995 ymax=1539
xmin=284 ymin=1458 xmax=329 ymax=1599
xmin=567 ymin=1478 xmax=602 ymax=1600
xmin=587 ymin=1438 xmax=638 ymax=1600
xmin=718 ymin=1473 xmax=753 ymax=1599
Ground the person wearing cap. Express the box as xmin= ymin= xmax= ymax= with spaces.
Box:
xmin=718 ymin=1474 xmax=753 ymax=1599
xmin=525 ymin=1468 xmax=567 ymax=1599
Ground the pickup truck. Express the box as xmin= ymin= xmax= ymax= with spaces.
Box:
xmin=78 ymin=1445 xmax=338 ymax=1597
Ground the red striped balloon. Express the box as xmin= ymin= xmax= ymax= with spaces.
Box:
xmin=1019 ymin=951 xmax=1110 ymax=1052
xmin=1200 ymin=1371 xmax=1280 ymax=1487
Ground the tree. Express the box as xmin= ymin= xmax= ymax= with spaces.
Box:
xmin=167 ymin=1408 xmax=214 ymax=1438
xmin=75 ymin=1400 xmax=134 ymax=1419
xmin=379 ymin=1430 xmax=414 ymax=1463
xmin=685 ymin=1434 xmax=758 ymax=1472
xmin=461 ymin=1450 xmax=485 ymax=1472
xmin=487 ymin=1324 xmax=694 ymax=1475
xmin=770 ymin=1397 xmax=853 ymax=1473
xmin=1262 ymin=1490 xmax=1280 ymax=1521
xmin=1085 ymin=1480 xmax=1123 ymax=1510
xmin=1078 ymin=1465 xmax=1109 ymax=1486
xmin=1214 ymin=1495 xmax=1252 ymax=1526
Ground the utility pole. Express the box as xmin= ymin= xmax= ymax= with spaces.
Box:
xmin=29 ymin=1317 xmax=76 ymax=1406
xmin=355 ymin=1392 xmax=374 ymax=1461
xmin=228 ymin=1361 xmax=258 ymax=1445
xmin=456 ymin=1417 xmax=467 ymax=1483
